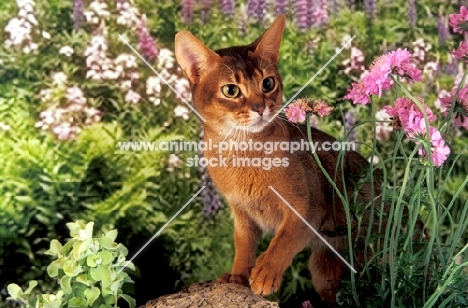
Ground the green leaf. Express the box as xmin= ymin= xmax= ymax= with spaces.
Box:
xmin=104 ymin=229 xmax=118 ymax=242
xmin=66 ymin=222 xmax=82 ymax=237
xmin=85 ymin=221 xmax=95 ymax=239
xmin=47 ymin=260 xmax=61 ymax=278
xmin=45 ymin=239 xmax=63 ymax=257
xmin=59 ymin=275 xmax=72 ymax=294
xmin=63 ymin=260 xmax=82 ymax=277
xmin=99 ymin=237 xmax=118 ymax=250
xmin=119 ymin=294 xmax=136 ymax=308
xmin=68 ymin=296 xmax=87 ymax=308
xmin=90 ymin=265 xmax=112 ymax=289
xmin=76 ymin=274 xmax=91 ymax=286
xmin=24 ymin=280 xmax=38 ymax=295
xmin=98 ymin=251 xmax=114 ymax=265
xmin=84 ymin=286 xmax=100 ymax=306
xmin=87 ymin=254 xmax=99 ymax=267
xmin=7 ymin=284 xmax=22 ymax=299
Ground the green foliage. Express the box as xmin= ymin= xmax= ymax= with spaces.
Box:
xmin=7 ymin=221 xmax=136 ymax=308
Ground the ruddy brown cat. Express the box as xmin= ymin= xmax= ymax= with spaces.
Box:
xmin=174 ymin=15 xmax=378 ymax=304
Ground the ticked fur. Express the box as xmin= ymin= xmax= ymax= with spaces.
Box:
xmin=175 ymin=15 xmax=374 ymax=304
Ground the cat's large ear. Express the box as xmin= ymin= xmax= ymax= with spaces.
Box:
xmin=252 ymin=14 xmax=286 ymax=64
xmin=175 ymin=32 xmax=220 ymax=84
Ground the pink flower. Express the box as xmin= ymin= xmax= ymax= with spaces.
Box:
xmin=452 ymin=40 xmax=468 ymax=62
xmin=384 ymin=97 xmax=436 ymax=134
xmin=313 ymin=99 xmax=333 ymax=116
xmin=285 ymin=98 xmax=333 ymax=122
xmin=439 ymin=86 xmax=468 ymax=130
xmin=344 ymin=81 xmax=370 ymax=105
xmin=344 ymin=48 xmax=422 ymax=104
xmin=449 ymin=6 xmax=468 ymax=34
xmin=285 ymin=103 xmax=308 ymax=123
xmin=411 ymin=124 xmax=450 ymax=167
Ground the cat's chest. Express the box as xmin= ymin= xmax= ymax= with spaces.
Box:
xmin=207 ymin=162 xmax=285 ymax=233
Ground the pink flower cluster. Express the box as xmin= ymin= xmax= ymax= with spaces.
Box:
xmin=285 ymin=98 xmax=333 ymax=123
xmin=439 ymin=86 xmax=468 ymax=130
xmin=450 ymin=6 xmax=468 ymax=62
xmin=384 ymin=97 xmax=450 ymax=166
xmin=344 ymin=48 xmax=422 ymax=105
xmin=36 ymin=72 xmax=101 ymax=140
xmin=449 ymin=6 xmax=468 ymax=34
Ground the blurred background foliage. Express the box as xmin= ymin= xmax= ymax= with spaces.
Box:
xmin=0 ymin=0 xmax=467 ymax=307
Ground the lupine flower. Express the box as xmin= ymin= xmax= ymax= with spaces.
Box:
xmin=308 ymin=0 xmax=328 ymax=27
xmin=73 ymin=0 xmax=85 ymax=29
xmin=364 ymin=0 xmax=376 ymax=18
xmin=248 ymin=0 xmax=265 ymax=21
xmin=439 ymin=87 xmax=468 ymax=130
xmin=181 ymin=0 xmax=193 ymax=24
xmin=384 ymin=96 xmax=436 ymax=134
xmin=408 ymin=0 xmax=416 ymax=28
xmin=449 ymin=6 xmax=468 ymax=34
xmin=344 ymin=111 xmax=356 ymax=141
xmin=438 ymin=14 xmax=449 ymax=47
xmin=345 ymin=0 xmax=355 ymax=9
xmin=220 ymin=0 xmax=235 ymax=17
xmin=198 ymin=129 xmax=223 ymax=217
xmin=345 ymin=48 xmax=422 ymax=104
xmin=294 ymin=0 xmax=308 ymax=31
xmin=453 ymin=40 xmax=468 ymax=62
xmin=201 ymin=0 xmax=212 ymax=22
xmin=137 ymin=15 xmax=158 ymax=60
xmin=276 ymin=0 xmax=288 ymax=15
xmin=411 ymin=124 xmax=450 ymax=167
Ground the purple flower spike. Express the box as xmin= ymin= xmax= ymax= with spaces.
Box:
xmin=73 ymin=0 xmax=85 ymax=29
xmin=408 ymin=0 xmax=416 ymax=28
xmin=201 ymin=0 xmax=212 ymax=22
xmin=295 ymin=0 xmax=308 ymax=31
xmin=308 ymin=0 xmax=328 ymax=28
xmin=182 ymin=0 xmax=193 ymax=24
xmin=138 ymin=16 xmax=159 ymax=60
xmin=276 ymin=0 xmax=288 ymax=15
xmin=364 ymin=0 xmax=376 ymax=17
xmin=220 ymin=0 xmax=235 ymax=17
xmin=438 ymin=14 xmax=449 ymax=47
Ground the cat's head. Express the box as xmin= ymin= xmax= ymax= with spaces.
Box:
xmin=174 ymin=14 xmax=286 ymax=135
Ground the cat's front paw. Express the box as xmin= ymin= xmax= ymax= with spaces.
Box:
xmin=249 ymin=262 xmax=283 ymax=296
xmin=216 ymin=272 xmax=250 ymax=287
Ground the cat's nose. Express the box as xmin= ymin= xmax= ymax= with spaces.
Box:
xmin=252 ymin=103 xmax=265 ymax=116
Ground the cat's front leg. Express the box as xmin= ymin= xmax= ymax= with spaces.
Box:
xmin=217 ymin=205 xmax=261 ymax=287
xmin=249 ymin=213 xmax=314 ymax=296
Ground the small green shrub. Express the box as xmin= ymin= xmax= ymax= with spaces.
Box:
xmin=7 ymin=221 xmax=136 ymax=308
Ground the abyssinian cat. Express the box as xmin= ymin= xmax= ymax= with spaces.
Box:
xmin=174 ymin=14 xmax=379 ymax=304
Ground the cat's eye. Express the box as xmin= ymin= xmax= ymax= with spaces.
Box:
xmin=222 ymin=84 xmax=240 ymax=98
xmin=262 ymin=77 xmax=275 ymax=93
